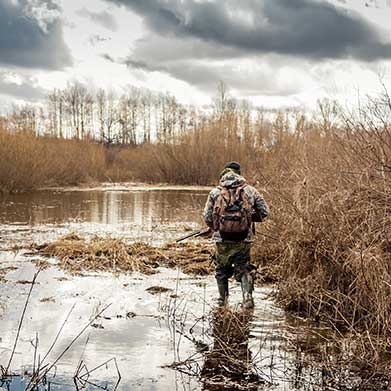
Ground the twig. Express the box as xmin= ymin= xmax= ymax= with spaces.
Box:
xmin=40 ymin=303 xmax=76 ymax=365
xmin=5 ymin=270 xmax=40 ymax=376
xmin=27 ymin=303 xmax=111 ymax=390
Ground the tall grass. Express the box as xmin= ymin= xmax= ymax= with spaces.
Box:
xmin=0 ymin=128 xmax=105 ymax=193
xmin=252 ymin=104 xmax=391 ymax=370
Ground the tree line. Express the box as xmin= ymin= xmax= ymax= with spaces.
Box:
xmin=0 ymin=81 xmax=340 ymax=148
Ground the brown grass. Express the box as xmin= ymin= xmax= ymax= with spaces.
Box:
xmin=251 ymin=101 xmax=391 ymax=374
xmin=0 ymin=128 xmax=105 ymax=193
xmin=0 ymin=119 xmax=256 ymax=190
xmin=32 ymin=233 xmax=214 ymax=276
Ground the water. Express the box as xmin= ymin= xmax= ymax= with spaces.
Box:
xmin=0 ymin=185 xmax=329 ymax=391
xmin=0 ymin=185 xmax=208 ymax=248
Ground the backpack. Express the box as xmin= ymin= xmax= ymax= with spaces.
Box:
xmin=212 ymin=183 xmax=252 ymax=241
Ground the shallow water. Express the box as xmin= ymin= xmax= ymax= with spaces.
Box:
xmin=0 ymin=185 xmax=330 ymax=391
xmin=0 ymin=185 xmax=207 ymax=248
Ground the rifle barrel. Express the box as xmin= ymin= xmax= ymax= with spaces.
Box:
xmin=175 ymin=228 xmax=209 ymax=243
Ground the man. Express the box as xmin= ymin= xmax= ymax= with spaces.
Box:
xmin=203 ymin=162 xmax=269 ymax=309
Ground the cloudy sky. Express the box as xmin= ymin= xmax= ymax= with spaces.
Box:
xmin=1 ymin=0 xmax=391 ymax=109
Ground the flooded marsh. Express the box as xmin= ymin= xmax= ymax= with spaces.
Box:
xmin=0 ymin=186 xmax=381 ymax=391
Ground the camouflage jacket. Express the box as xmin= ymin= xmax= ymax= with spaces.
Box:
xmin=203 ymin=172 xmax=269 ymax=242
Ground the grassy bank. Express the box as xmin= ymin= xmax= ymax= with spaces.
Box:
xmin=108 ymin=124 xmax=256 ymax=184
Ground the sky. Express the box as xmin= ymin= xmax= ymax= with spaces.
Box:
xmin=1 ymin=0 xmax=391 ymax=109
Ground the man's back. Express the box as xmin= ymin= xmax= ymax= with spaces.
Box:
xmin=203 ymin=171 xmax=269 ymax=242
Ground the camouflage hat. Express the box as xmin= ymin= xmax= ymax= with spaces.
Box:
xmin=224 ymin=161 xmax=241 ymax=175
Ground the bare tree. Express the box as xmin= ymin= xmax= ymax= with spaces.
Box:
xmin=140 ymin=90 xmax=152 ymax=143
xmin=213 ymin=80 xmax=229 ymax=119
xmin=317 ymin=98 xmax=339 ymax=134
xmin=62 ymin=82 xmax=94 ymax=139
xmin=118 ymin=86 xmax=141 ymax=145
xmin=47 ymin=89 xmax=64 ymax=137
xmin=96 ymin=89 xmax=119 ymax=144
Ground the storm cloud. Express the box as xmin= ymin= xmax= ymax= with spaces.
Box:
xmin=119 ymin=54 xmax=311 ymax=96
xmin=0 ymin=0 xmax=72 ymax=69
xmin=105 ymin=0 xmax=391 ymax=61
xmin=76 ymin=8 xmax=118 ymax=31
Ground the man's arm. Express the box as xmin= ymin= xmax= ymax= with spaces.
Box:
xmin=251 ymin=188 xmax=269 ymax=221
xmin=203 ymin=188 xmax=218 ymax=229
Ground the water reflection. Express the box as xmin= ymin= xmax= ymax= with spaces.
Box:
xmin=201 ymin=307 xmax=263 ymax=391
xmin=0 ymin=188 xmax=209 ymax=247
xmin=0 ymin=189 xmax=207 ymax=226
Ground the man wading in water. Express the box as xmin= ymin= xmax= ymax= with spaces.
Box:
xmin=203 ymin=162 xmax=269 ymax=309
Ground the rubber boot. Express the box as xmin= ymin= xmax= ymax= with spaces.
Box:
xmin=216 ymin=279 xmax=229 ymax=306
xmin=241 ymin=272 xmax=254 ymax=309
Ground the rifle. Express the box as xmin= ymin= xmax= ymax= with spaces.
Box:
xmin=175 ymin=228 xmax=211 ymax=243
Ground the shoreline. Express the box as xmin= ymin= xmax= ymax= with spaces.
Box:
xmin=36 ymin=182 xmax=213 ymax=193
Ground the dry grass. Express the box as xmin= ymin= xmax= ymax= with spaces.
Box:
xmin=251 ymin=100 xmax=391 ymax=374
xmin=0 ymin=128 xmax=105 ymax=193
xmin=0 ymin=118 xmax=256 ymax=190
xmin=32 ymin=233 xmax=214 ymax=276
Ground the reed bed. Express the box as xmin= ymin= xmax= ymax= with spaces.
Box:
xmin=32 ymin=233 xmax=214 ymax=276
xmin=251 ymin=100 xmax=391 ymax=375
xmin=0 ymin=128 xmax=105 ymax=193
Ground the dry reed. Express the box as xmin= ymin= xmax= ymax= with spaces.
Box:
xmin=0 ymin=128 xmax=105 ymax=193
xmin=32 ymin=233 xmax=214 ymax=276
xmin=251 ymin=100 xmax=391 ymax=375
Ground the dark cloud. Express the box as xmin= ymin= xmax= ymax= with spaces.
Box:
xmin=121 ymin=55 xmax=219 ymax=89
xmin=105 ymin=0 xmax=391 ymax=60
xmin=0 ymin=0 xmax=72 ymax=69
xmin=123 ymin=55 xmax=305 ymax=96
xmin=76 ymin=7 xmax=118 ymax=31
xmin=124 ymin=58 xmax=161 ymax=72
xmin=132 ymin=34 xmax=243 ymax=63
